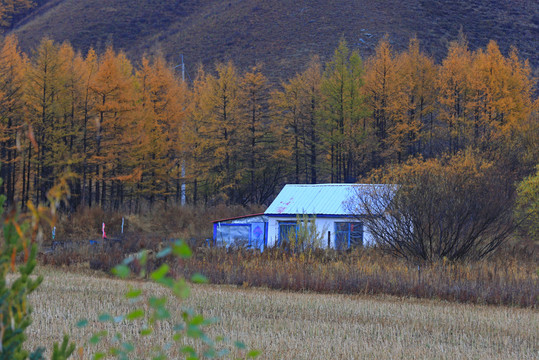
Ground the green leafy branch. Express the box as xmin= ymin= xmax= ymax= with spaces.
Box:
xmin=78 ymin=240 xmax=261 ymax=360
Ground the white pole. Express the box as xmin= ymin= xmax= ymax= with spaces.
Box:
xmin=180 ymin=54 xmax=186 ymax=206
xmin=181 ymin=54 xmax=185 ymax=82
xmin=121 ymin=217 xmax=124 ymax=234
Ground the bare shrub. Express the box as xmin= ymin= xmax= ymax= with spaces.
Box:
xmin=352 ymin=152 xmax=516 ymax=262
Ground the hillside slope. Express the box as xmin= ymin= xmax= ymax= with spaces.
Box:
xmin=10 ymin=0 xmax=539 ymax=79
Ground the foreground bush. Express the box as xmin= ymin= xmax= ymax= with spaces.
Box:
xmin=0 ymin=183 xmax=75 ymax=359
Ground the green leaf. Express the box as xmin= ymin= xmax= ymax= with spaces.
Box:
xmin=181 ymin=346 xmax=196 ymax=356
xmin=186 ymin=324 xmax=203 ymax=338
xmin=156 ymin=247 xmax=172 ymax=258
xmin=173 ymin=323 xmax=185 ymax=332
xmin=92 ymin=353 xmax=105 ymax=360
xmin=190 ymin=273 xmax=208 ymax=284
xmin=247 ymin=350 xmax=262 ymax=358
xmin=149 ymin=296 xmax=167 ymax=308
xmin=234 ymin=341 xmax=246 ymax=349
xmin=190 ymin=314 xmax=204 ymax=326
xmin=172 ymin=240 xmax=192 ymax=258
xmin=139 ymin=250 xmax=148 ymax=266
xmin=98 ymin=313 xmax=112 ymax=322
xmin=89 ymin=330 xmax=108 ymax=345
xmin=76 ymin=319 xmax=88 ymax=328
xmin=125 ymin=309 xmax=145 ymax=320
xmin=173 ymin=278 xmax=190 ymax=299
xmin=155 ymin=306 xmax=171 ymax=320
xmin=125 ymin=288 xmax=142 ymax=299
xmin=112 ymin=265 xmax=130 ymax=279
xmin=150 ymin=264 xmax=169 ymax=281
xmin=122 ymin=342 xmax=135 ymax=352
xmin=140 ymin=327 xmax=152 ymax=336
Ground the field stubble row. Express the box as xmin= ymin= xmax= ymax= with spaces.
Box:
xmin=25 ymin=267 xmax=539 ymax=359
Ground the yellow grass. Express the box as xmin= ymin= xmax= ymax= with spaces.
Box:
xmin=25 ymin=267 xmax=538 ymax=359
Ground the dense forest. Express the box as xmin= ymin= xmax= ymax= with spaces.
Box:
xmin=0 ymin=33 xmax=536 ymax=211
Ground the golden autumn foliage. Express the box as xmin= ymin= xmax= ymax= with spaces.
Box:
xmin=0 ymin=34 xmax=534 ymax=219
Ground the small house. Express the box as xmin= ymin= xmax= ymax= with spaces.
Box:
xmin=212 ymin=183 xmax=391 ymax=250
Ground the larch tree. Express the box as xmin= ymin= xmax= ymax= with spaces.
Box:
xmin=25 ymin=38 xmax=63 ymax=203
xmin=196 ymin=61 xmax=241 ymax=203
xmin=321 ymin=38 xmax=367 ymax=182
xmin=437 ymin=34 xmax=473 ymax=153
xmin=186 ymin=66 xmax=210 ymax=206
xmin=271 ymin=56 xmax=324 ymax=185
xmin=79 ymin=48 xmax=98 ymax=207
xmin=363 ymin=36 xmax=399 ymax=168
xmin=271 ymin=68 xmax=307 ymax=184
xmin=0 ymin=35 xmax=26 ymax=206
xmin=301 ymin=56 xmax=324 ymax=184
xmin=89 ymin=46 xmax=136 ymax=208
xmin=468 ymin=41 xmax=535 ymax=161
xmin=390 ymin=38 xmax=436 ymax=161
xmin=55 ymin=42 xmax=86 ymax=210
xmin=237 ymin=65 xmax=277 ymax=204
xmin=135 ymin=55 xmax=189 ymax=210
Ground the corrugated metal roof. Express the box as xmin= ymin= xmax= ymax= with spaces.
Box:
xmin=264 ymin=183 xmax=392 ymax=216
xmin=212 ymin=213 xmax=266 ymax=223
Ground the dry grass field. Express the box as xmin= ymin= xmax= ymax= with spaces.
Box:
xmin=23 ymin=267 xmax=538 ymax=360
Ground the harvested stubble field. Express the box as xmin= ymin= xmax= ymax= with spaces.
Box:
xmin=25 ymin=267 xmax=539 ymax=360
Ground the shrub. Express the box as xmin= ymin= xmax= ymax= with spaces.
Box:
xmin=515 ymin=165 xmax=539 ymax=240
xmin=354 ymin=151 xmax=516 ymax=262
xmin=283 ymin=214 xmax=325 ymax=253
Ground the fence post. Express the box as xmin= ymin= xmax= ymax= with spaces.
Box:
xmin=327 ymin=231 xmax=331 ymax=249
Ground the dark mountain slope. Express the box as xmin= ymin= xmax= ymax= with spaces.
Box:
xmin=10 ymin=0 xmax=538 ymax=80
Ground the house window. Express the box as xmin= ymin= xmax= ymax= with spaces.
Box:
xmin=278 ymin=222 xmax=297 ymax=247
xmin=214 ymin=224 xmax=250 ymax=247
xmin=335 ymin=222 xmax=363 ymax=250
xmin=214 ymin=223 xmax=266 ymax=250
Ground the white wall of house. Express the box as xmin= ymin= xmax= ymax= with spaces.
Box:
xmin=266 ymin=216 xmax=374 ymax=248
